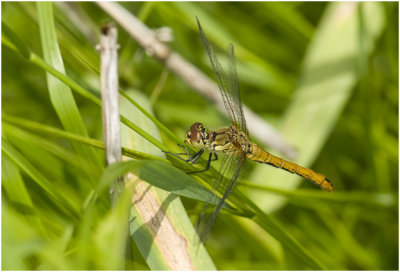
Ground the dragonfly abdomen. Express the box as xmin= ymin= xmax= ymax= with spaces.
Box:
xmin=246 ymin=143 xmax=333 ymax=192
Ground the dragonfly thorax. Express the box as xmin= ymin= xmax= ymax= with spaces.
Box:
xmin=185 ymin=122 xmax=251 ymax=154
xmin=227 ymin=125 xmax=251 ymax=152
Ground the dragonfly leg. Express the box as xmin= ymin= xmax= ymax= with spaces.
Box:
xmin=183 ymin=146 xmax=218 ymax=163
xmin=163 ymin=144 xmax=204 ymax=163
xmin=186 ymin=152 xmax=216 ymax=174
xmin=164 ymin=145 xmax=218 ymax=174
xmin=210 ymin=152 xmax=218 ymax=162
xmin=173 ymin=143 xmax=189 ymax=155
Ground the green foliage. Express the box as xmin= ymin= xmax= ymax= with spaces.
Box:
xmin=2 ymin=2 xmax=398 ymax=270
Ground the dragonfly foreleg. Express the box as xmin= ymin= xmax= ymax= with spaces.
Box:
xmin=163 ymin=144 xmax=204 ymax=163
xmin=186 ymin=152 xmax=217 ymax=174
xmin=164 ymin=144 xmax=218 ymax=174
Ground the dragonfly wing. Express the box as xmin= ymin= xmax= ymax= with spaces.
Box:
xmin=195 ymin=19 xmax=249 ymax=244
xmin=225 ymin=43 xmax=248 ymax=133
xmin=196 ymin=18 xmax=248 ymax=133
xmin=196 ymin=151 xmax=248 ymax=244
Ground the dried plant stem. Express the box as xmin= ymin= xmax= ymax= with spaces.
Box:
xmin=97 ymin=23 xmax=123 ymax=203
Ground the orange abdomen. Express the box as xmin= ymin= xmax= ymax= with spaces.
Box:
xmin=246 ymin=143 xmax=333 ymax=192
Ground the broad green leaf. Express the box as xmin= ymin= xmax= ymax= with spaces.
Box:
xmin=248 ymin=2 xmax=386 ymax=213
xmin=120 ymin=90 xmax=215 ymax=270
xmin=99 ymin=160 xmax=230 ymax=208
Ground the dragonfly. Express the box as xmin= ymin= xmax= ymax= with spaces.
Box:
xmin=169 ymin=18 xmax=333 ymax=244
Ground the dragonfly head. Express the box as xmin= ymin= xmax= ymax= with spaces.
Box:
xmin=185 ymin=122 xmax=206 ymax=148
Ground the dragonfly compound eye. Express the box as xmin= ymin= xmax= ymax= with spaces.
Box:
xmin=189 ymin=126 xmax=202 ymax=143
xmin=190 ymin=122 xmax=202 ymax=130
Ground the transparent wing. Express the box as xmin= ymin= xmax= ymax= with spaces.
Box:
xmin=196 ymin=151 xmax=248 ymax=244
xmin=196 ymin=18 xmax=248 ymax=133
xmin=226 ymin=43 xmax=248 ymax=133
xmin=195 ymin=18 xmax=249 ymax=244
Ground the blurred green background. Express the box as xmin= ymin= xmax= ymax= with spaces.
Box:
xmin=2 ymin=2 xmax=398 ymax=270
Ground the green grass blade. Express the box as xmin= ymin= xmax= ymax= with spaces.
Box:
xmin=1 ymin=21 xmax=31 ymax=59
xmin=2 ymin=153 xmax=48 ymax=238
xmin=2 ymin=114 xmax=167 ymax=162
xmin=92 ymin=187 xmax=132 ymax=270
xmin=36 ymin=2 xmax=103 ymax=184
xmin=241 ymin=181 xmax=396 ymax=208
xmin=3 ymin=123 xmax=89 ymax=175
xmin=2 ymin=201 xmax=43 ymax=270
xmin=2 ymin=139 xmax=78 ymax=220
xmin=240 ymin=193 xmax=325 ymax=270
xmin=2 ymin=19 xmax=177 ymax=154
